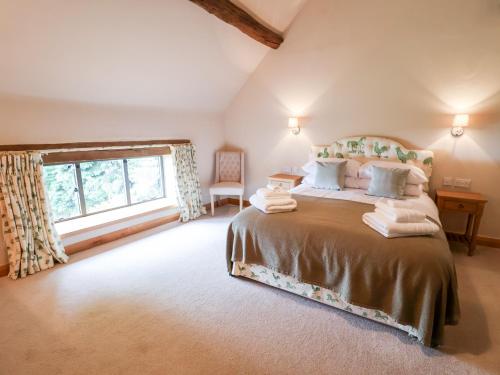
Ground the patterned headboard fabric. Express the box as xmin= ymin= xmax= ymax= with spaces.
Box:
xmin=311 ymin=136 xmax=434 ymax=178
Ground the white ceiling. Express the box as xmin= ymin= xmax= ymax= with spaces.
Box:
xmin=234 ymin=0 xmax=307 ymax=32
xmin=0 ymin=0 xmax=306 ymax=112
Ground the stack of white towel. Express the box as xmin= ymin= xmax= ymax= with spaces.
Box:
xmin=249 ymin=185 xmax=297 ymax=214
xmin=362 ymin=199 xmax=440 ymax=238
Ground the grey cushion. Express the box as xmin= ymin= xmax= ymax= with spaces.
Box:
xmin=367 ymin=166 xmax=410 ymax=199
xmin=313 ymin=161 xmax=347 ymax=190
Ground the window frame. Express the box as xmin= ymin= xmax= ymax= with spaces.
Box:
xmin=45 ymin=155 xmax=167 ymax=223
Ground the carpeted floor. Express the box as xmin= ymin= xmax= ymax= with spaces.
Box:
xmin=0 ymin=206 xmax=499 ymax=375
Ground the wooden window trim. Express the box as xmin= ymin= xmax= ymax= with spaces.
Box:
xmin=42 ymin=147 xmax=171 ymax=164
xmin=0 ymin=139 xmax=190 ymax=152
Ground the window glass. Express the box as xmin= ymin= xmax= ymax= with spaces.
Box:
xmin=80 ymin=160 xmax=127 ymax=213
xmin=127 ymin=156 xmax=164 ymax=204
xmin=44 ymin=155 xmax=171 ymax=222
xmin=43 ymin=164 xmax=81 ymax=221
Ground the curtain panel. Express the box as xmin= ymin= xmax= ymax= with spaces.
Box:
xmin=171 ymin=144 xmax=206 ymax=222
xmin=0 ymin=152 xmax=68 ymax=279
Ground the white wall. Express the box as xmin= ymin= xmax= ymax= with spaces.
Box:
xmin=0 ymin=0 xmax=269 ymax=112
xmin=2 ymin=0 xmax=500 ymax=269
xmin=224 ymin=0 xmax=500 ymax=238
xmin=0 ymin=95 xmax=224 ymax=266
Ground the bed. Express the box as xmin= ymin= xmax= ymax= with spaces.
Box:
xmin=226 ymin=137 xmax=460 ymax=347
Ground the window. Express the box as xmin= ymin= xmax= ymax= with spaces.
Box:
xmin=43 ymin=164 xmax=81 ymax=220
xmin=44 ymin=155 xmax=171 ymax=222
xmin=81 ymin=159 xmax=128 ymax=214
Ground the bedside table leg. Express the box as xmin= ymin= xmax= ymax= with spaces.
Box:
xmin=465 ymin=214 xmax=473 ymax=242
xmin=469 ymin=205 xmax=485 ymax=256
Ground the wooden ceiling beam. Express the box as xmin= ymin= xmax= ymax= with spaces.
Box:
xmin=189 ymin=0 xmax=284 ymax=49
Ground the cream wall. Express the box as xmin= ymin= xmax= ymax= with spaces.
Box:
xmin=0 ymin=95 xmax=225 ymax=266
xmin=2 ymin=0 xmax=500 ymax=269
xmin=0 ymin=95 xmax=224 ymax=197
xmin=224 ymin=0 xmax=500 ymax=238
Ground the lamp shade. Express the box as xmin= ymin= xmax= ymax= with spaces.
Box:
xmin=288 ymin=117 xmax=299 ymax=128
xmin=453 ymin=114 xmax=469 ymax=127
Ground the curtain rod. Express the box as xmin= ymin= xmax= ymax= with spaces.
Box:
xmin=0 ymin=139 xmax=191 ymax=153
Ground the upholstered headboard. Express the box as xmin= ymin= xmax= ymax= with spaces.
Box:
xmin=311 ymin=136 xmax=434 ymax=178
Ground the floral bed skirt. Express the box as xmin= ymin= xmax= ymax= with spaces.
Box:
xmin=231 ymin=261 xmax=418 ymax=339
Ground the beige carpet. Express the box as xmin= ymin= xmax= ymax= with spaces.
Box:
xmin=0 ymin=206 xmax=499 ymax=375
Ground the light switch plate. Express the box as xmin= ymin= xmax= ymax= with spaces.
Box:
xmin=454 ymin=178 xmax=471 ymax=189
xmin=443 ymin=176 xmax=454 ymax=186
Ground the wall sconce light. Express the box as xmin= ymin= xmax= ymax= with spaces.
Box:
xmin=288 ymin=117 xmax=300 ymax=135
xmin=451 ymin=114 xmax=469 ymax=137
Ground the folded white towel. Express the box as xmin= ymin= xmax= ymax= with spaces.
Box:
xmin=250 ymin=194 xmax=297 ymax=214
xmin=362 ymin=212 xmax=439 ymax=238
xmin=257 ymin=187 xmax=291 ymax=199
xmin=383 ymin=198 xmax=414 ymax=209
xmin=266 ymin=184 xmax=287 ymax=192
xmin=375 ymin=202 xmax=426 ymax=223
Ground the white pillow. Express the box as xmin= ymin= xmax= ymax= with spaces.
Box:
xmin=305 ymin=173 xmax=357 ymax=187
xmin=304 ymin=175 xmax=422 ymax=196
xmin=302 ymin=158 xmax=361 ymax=178
xmin=357 ymin=178 xmax=423 ymax=196
xmin=344 ymin=176 xmax=360 ymax=189
xmin=358 ymin=161 xmax=428 ymax=185
xmin=404 ymin=183 xmax=423 ymax=197
xmin=303 ymin=173 xmax=314 ymax=185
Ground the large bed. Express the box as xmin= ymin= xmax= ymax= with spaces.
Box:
xmin=226 ymin=137 xmax=460 ymax=347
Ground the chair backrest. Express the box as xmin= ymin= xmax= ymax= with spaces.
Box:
xmin=215 ymin=151 xmax=244 ymax=185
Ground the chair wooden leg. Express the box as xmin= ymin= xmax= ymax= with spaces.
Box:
xmin=239 ymin=195 xmax=243 ymax=211
xmin=211 ymin=194 xmax=215 ymax=216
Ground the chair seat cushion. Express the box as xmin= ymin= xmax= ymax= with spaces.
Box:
xmin=210 ymin=182 xmax=244 ymax=195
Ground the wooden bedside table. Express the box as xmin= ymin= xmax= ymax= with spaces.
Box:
xmin=268 ymin=174 xmax=303 ymax=191
xmin=435 ymin=189 xmax=487 ymax=256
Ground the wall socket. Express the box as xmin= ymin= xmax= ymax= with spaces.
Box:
xmin=454 ymin=178 xmax=471 ymax=189
xmin=442 ymin=176 xmax=471 ymax=189
xmin=443 ymin=176 xmax=454 ymax=186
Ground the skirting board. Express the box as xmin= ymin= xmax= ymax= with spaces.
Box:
xmin=477 ymin=236 xmax=500 ymax=248
xmin=0 ymin=212 xmax=182 ymax=278
xmin=65 ymin=201 xmax=220 ymax=255
xmin=1 ymin=200 xmax=498 ymax=278
xmin=0 ymin=264 xmax=8 ymax=278
xmin=227 ymin=197 xmax=251 ymax=207
xmin=65 ymin=212 xmax=181 ymax=255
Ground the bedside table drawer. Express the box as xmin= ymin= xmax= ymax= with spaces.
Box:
xmin=443 ymin=200 xmax=477 ymax=213
xmin=268 ymin=179 xmax=292 ymax=191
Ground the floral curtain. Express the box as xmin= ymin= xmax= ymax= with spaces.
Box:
xmin=0 ymin=152 xmax=68 ymax=279
xmin=171 ymin=144 xmax=206 ymax=222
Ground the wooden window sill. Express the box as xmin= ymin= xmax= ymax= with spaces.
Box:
xmin=56 ymin=198 xmax=178 ymax=239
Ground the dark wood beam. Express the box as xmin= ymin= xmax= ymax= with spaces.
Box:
xmin=42 ymin=147 xmax=171 ymax=164
xmin=189 ymin=0 xmax=283 ymax=49
xmin=0 ymin=139 xmax=190 ymax=152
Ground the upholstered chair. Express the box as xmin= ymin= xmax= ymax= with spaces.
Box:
xmin=209 ymin=151 xmax=244 ymax=215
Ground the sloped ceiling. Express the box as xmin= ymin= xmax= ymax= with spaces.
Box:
xmin=233 ymin=0 xmax=307 ymax=32
xmin=0 ymin=0 xmax=306 ymax=112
